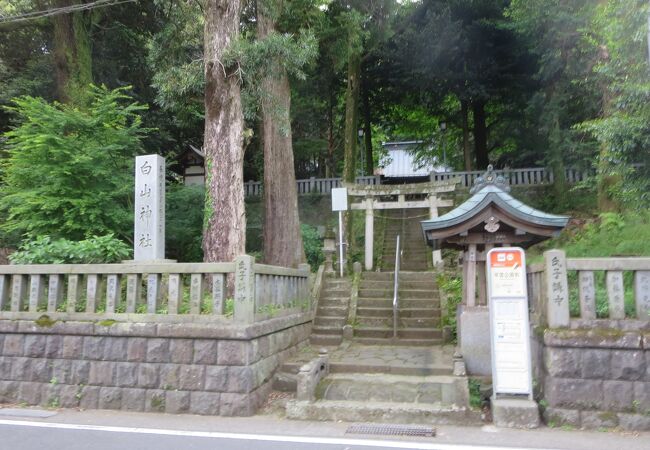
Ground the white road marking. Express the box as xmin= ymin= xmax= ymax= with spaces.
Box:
xmin=0 ymin=418 xmax=560 ymax=450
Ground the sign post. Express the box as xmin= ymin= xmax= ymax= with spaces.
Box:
xmin=331 ymin=188 xmax=348 ymax=277
xmin=134 ymin=154 xmax=165 ymax=261
xmin=486 ymin=247 xmax=533 ymax=399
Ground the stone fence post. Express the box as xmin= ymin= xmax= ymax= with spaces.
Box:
xmin=543 ymin=249 xmax=570 ymax=328
xmin=234 ymin=255 xmax=256 ymax=324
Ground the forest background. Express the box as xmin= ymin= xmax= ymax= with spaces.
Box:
xmin=0 ymin=0 xmax=648 ymax=266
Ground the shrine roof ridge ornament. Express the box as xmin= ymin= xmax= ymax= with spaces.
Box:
xmin=470 ymin=164 xmax=510 ymax=194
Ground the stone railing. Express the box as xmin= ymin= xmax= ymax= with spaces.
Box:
xmin=0 ymin=256 xmax=311 ymax=325
xmin=244 ymin=175 xmax=380 ymax=197
xmin=527 ymin=250 xmax=650 ymax=431
xmin=527 ymin=250 xmax=650 ymax=327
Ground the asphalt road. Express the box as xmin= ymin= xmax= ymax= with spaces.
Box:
xmin=0 ymin=420 xmax=554 ymax=450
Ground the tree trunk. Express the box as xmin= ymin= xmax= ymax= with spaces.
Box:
xmin=326 ymin=97 xmax=335 ymax=178
xmin=473 ymin=100 xmax=488 ymax=169
xmin=258 ymin=6 xmax=306 ymax=268
xmin=51 ymin=0 xmax=92 ymax=104
xmin=202 ymin=0 xmax=246 ymax=263
xmin=343 ymin=51 xmax=361 ymax=183
xmin=343 ymin=49 xmax=361 ymax=266
xmin=361 ymin=76 xmax=373 ymax=175
xmin=547 ymin=103 xmax=567 ymax=205
xmin=461 ymin=100 xmax=472 ymax=171
xmin=596 ymin=46 xmax=621 ymax=212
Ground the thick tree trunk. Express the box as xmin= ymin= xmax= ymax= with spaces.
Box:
xmin=258 ymin=8 xmax=306 ymax=268
xmin=361 ymin=77 xmax=373 ymax=175
xmin=461 ymin=100 xmax=472 ymax=171
xmin=202 ymin=0 xmax=246 ymax=262
xmin=473 ymin=100 xmax=488 ymax=169
xmin=343 ymin=51 xmax=361 ymax=183
xmin=51 ymin=0 xmax=92 ymax=104
xmin=343 ymin=49 xmax=361 ymax=265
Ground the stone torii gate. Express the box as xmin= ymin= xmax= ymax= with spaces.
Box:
xmin=344 ymin=179 xmax=459 ymax=270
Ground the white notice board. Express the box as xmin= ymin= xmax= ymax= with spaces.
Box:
xmin=486 ymin=247 xmax=533 ymax=398
xmin=331 ymin=188 xmax=348 ymax=211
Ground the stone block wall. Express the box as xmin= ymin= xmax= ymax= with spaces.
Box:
xmin=0 ymin=315 xmax=311 ymax=415
xmin=541 ymin=325 xmax=650 ymax=431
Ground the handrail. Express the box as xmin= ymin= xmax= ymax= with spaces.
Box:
xmin=392 ymin=234 xmax=401 ymax=340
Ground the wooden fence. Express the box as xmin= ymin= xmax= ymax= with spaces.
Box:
xmin=432 ymin=167 xmax=593 ymax=189
xmin=244 ymin=175 xmax=380 ymax=197
xmin=0 ymin=256 xmax=311 ymax=325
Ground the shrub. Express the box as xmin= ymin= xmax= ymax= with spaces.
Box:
xmin=301 ymin=223 xmax=323 ymax=271
xmin=9 ymin=235 xmax=131 ymax=264
xmin=0 ymin=85 xmax=148 ymax=240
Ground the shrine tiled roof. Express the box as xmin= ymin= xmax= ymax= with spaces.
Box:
xmin=421 ymin=166 xmax=569 ymax=236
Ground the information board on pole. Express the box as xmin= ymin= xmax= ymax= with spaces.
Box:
xmin=331 ymin=188 xmax=348 ymax=277
xmin=486 ymin=247 xmax=533 ymax=398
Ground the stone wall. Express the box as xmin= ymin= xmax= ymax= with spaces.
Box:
xmin=0 ymin=314 xmax=311 ymax=415
xmin=541 ymin=323 xmax=650 ymax=431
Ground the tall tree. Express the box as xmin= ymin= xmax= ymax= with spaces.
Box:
xmin=51 ymin=0 xmax=93 ymax=104
xmin=202 ymin=0 xmax=246 ymax=262
xmin=258 ymin=0 xmax=306 ymax=268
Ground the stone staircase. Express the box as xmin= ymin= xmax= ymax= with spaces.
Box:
xmin=381 ymin=208 xmax=430 ymax=272
xmin=281 ymin=344 xmax=481 ymax=425
xmin=354 ymin=271 xmax=442 ymax=346
xmin=309 ymin=277 xmax=350 ymax=347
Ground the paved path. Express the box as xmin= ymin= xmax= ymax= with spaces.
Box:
xmin=1 ymin=407 xmax=649 ymax=450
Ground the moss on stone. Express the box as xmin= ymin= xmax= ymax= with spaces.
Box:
xmin=34 ymin=315 xmax=57 ymax=328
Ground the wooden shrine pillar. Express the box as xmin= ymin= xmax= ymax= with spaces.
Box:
xmin=463 ymin=244 xmax=477 ymax=306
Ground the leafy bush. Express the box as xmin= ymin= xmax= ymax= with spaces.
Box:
xmin=9 ymin=235 xmax=131 ymax=264
xmin=166 ymin=184 xmax=204 ymax=262
xmin=0 ymin=85 xmax=148 ymax=240
xmin=437 ymin=271 xmax=462 ymax=342
xmin=301 ymin=224 xmax=323 ymax=271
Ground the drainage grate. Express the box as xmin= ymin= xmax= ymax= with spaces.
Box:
xmin=346 ymin=423 xmax=435 ymax=437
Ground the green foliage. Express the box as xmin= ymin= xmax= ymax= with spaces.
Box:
xmin=437 ymin=271 xmax=463 ymax=341
xmin=0 ymin=85 xmax=148 ymax=240
xmin=301 ymin=223 xmax=323 ymax=271
xmin=530 ymin=211 xmax=650 ymax=259
xmin=166 ymin=184 xmax=204 ymax=262
xmin=9 ymin=235 xmax=131 ymax=264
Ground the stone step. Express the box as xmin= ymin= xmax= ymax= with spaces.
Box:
xmin=357 ymin=290 xmax=438 ymax=300
xmin=314 ymin=316 xmax=347 ymax=328
xmin=319 ymin=297 xmax=349 ymax=306
xmin=273 ymin=371 xmax=297 ymax=392
xmin=323 ymin=288 xmax=350 ymax=297
xmin=312 ymin=326 xmax=343 ymax=336
xmin=356 ymin=307 xmax=441 ymax=318
xmin=358 ymin=298 xmax=440 ymax=308
xmin=352 ymin=337 xmax=443 ymax=346
xmin=359 ymin=281 xmax=437 ymax=291
xmin=354 ymin=327 xmax=442 ymax=340
xmin=316 ymin=307 xmax=348 ymax=318
xmin=316 ymin=373 xmax=468 ymax=406
xmin=356 ymin=316 xmax=441 ymax=328
xmin=310 ymin=334 xmax=343 ymax=346
xmin=286 ymin=399 xmax=481 ymax=425
xmin=360 ymin=272 xmax=436 ymax=282
xmin=324 ymin=281 xmax=350 ymax=289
